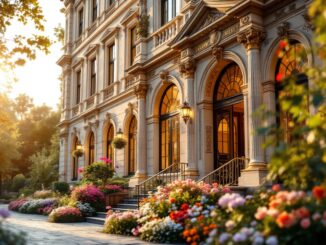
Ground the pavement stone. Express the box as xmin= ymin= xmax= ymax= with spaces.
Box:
xmin=0 ymin=205 xmax=162 ymax=245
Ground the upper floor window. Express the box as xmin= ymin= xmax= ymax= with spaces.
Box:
xmin=76 ymin=70 xmax=81 ymax=104
xmin=107 ymin=0 xmax=115 ymax=7
xmin=78 ymin=8 xmax=84 ymax=37
xmin=108 ymin=44 xmax=115 ymax=85
xmin=92 ymin=0 xmax=98 ymax=22
xmin=90 ymin=58 xmax=96 ymax=95
xmin=161 ymin=0 xmax=180 ymax=26
xmin=130 ymin=26 xmax=137 ymax=65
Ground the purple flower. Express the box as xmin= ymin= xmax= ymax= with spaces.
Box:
xmin=266 ymin=236 xmax=278 ymax=245
xmin=0 ymin=208 xmax=10 ymax=219
xmin=219 ymin=233 xmax=230 ymax=244
xmin=233 ymin=232 xmax=247 ymax=243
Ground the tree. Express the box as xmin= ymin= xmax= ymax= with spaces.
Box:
xmin=260 ymin=1 xmax=326 ymax=190
xmin=0 ymin=93 xmax=20 ymax=194
xmin=0 ymin=0 xmax=51 ymax=70
xmin=13 ymin=94 xmax=34 ymax=120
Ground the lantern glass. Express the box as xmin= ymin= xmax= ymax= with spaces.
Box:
xmin=117 ymin=128 xmax=124 ymax=138
xmin=181 ymin=101 xmax=191 ymax=123
xmin=76 ymin=141 xmax=83 ymax=151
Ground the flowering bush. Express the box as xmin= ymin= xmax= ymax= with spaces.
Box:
xmin=83 ymin=157 xmax=115 ymax=186
xmin=76 ymin=202 xmax=96 ymax=217
xmin=103 ymin=211 xmax=139 ymax=235
xmin=14 ymin=198 xmax=57 ymax=214
xmin=48 ymin=206 xmax=84 ymax=223
xmin=138 ymin=217 xmax=183 ymax=243
xmin=8 ymin=199 xmax=28 ymax=211
xmin=71 ymin=184 xmax=105 ymax=211
xmin=101 ymin=184 xmax=124 ymax=195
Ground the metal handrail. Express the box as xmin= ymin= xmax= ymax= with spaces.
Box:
xmin=135 ymin=162 xmax=187 ymax=208
xmin=198 ymin=157 xmax=249 ymax=186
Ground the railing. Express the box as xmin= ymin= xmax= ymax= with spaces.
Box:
xmin=135 ymin=162 xmax=187 ymax=208
xmin=198 ymin=157 xmax=249 ymax=186
xmin=153 ymin=16 xmax=182 ymax=47
xmin=71 ymin=104 xmax=79 ymax=117
xmin=102 ymin=84 xmax=114 ymax=100
xmin=125 ymin=76 xmax=136 ymax=90
xmin=85 ymin=95 xmax=95 ymax=109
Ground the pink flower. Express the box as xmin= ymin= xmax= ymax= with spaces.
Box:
xmin=255 ymin=207 xmax=268 ymax=220
xmin=272 ymin=184 xmax=281 ymax=192
xmin=99 ymin=157 xmax=112 ymax=164
xmin=300 ymin=218 xmax=310 ymax=229
xmin=312 ymin=212 xmax=321 ymax=221
xmin=78 ymin=167 xmax=84 ymax=173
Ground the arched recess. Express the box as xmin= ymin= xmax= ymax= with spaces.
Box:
xmin=128 ymin=115 xmax=137 ymax=175
xmin=71 ymin=136 xmax=79 ymax=181
xmin=102 ymin=119 xmax=117 ymax=165
xmin=263 ymin=31 xmax=313 ymax=82
xmin=196 ymin=52 xmax=247 ymax=177
xmin=84 ymin=129 xmax=96 ymax=165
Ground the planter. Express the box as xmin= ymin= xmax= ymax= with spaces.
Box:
xmin=105 ymin=191 xmax=128 ymax=207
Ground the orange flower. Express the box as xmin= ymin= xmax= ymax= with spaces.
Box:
xmin=272 ymin=184 xmax=281 ymax=192
xmin=189 ymin=228 xmax=197 ymax=236
xmin=276 ymin=73 xmax=284 ymax=82
xmin=186 ymin=237 xmax=192 ymax=243
xmin=276 ymin=211 xmax=296 ymax=228
xmin=183 ymin=230 xmax=189 ymax=237
xmin=191 ymin=242 xmax=197 ymax=245
xmin=197 ymin=215 xmax=204 ymax=221
xmin=209 ymin=223 xmax=217 ymax=229
xmin=169 ymin=197 xmax=176 ymax=203
xmin=269 ymin=199 xmax=281 ymax=209
xmin=312 ymin=186 xmax=326 ymax=200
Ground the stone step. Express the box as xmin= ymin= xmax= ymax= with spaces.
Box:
xmin=111 ymin=207 xmax=136 ymax=212
xmin=115 ymin=203 xmax=138 ymax=210
xmin=97 ymin=212 xmax=107 ymax=218
xmin=86 ymin=216 xmax=105 ymax=225
xmin=229 ymin=186 xmax=258 ymax=196
xmin=122 ymin=198 xmax=138 ymax=204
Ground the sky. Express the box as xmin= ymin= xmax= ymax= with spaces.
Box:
xmin=4 ymin=0 xmax=65 ymax=109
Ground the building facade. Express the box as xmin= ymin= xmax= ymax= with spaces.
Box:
xmin=58 ymin=0 xmax=314 ymax=186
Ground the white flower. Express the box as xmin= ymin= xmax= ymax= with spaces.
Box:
xmin=266 ymin=236 xmax=278 ymax=245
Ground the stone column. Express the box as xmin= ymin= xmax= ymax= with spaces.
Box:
xmin=129 ymin=82 xmax=148 ymax=186
xmin=179 ymin=57 xmax=198 ymax=179
xmin=237 ymin=27 xmax=268 ymax=186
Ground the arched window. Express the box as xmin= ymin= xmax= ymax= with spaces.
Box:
xmin=128 ymin=116 xmax=137 ymax=175
xmin=89 ymin=132 xmax=95 ymax=164
xmin=216 ymin=63 xmax=243 ymax=101
xmin=106 ymin=124 xmax=114 ymax=164
xmin=275 ymin=41 xmax=308 ymax=143
xmin=160 ymin=84 xmax=180 ymax=170
xmin=72 ymin=138 xmax=78 ymax=181
xmin=214 ymin=63 xmax=245 ymax=167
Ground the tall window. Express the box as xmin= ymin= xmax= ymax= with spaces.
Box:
xmin=92 ymin=0 xmax=98 ymax=22
xmin=107 ymin=0 xmax=115 ymax=7
xmin=78 ymin=8 xmax=84 ymax=37
xmin=89 ymin=132 xmax=95 ymax=165
xmin=161 ymin=0 xmax=180 ymax=26
xmin=76 ymin=70 xmax=81 ymax=104
xmin=130 ymin=27 xmax=137 ymax=65
xmin=72 ymin=138 xmax=78 ymax=180
xmin=160 ymin=84 xmax=180 ymax=170
xmin=107 ymin=124 xmax=114 ymax=164
xmin=90 ymin=58 xmax=96 ymax=95
xmin=275 ymin=41 xmax=308 ymax=143
xmin=108 ymin=44 xmax=115 ymax=85
xmin=128 ymin=116 xmax=137 ymax=175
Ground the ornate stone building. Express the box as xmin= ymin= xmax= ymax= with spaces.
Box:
xmin=58 ymin=0 xmax=314 ymax=187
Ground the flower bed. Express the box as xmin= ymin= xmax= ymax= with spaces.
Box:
xmin=71 ymin=184 xmax=105 ymax=211
xmin=48 ymin=206 xmax=84 ymax=223
xmin=9 ymin=198 xmax=58 ymax=215
xmin=103 ymin=210 xmax=139 ymax=236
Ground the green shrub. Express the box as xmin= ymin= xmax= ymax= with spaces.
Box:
xmin=18 ymin=187 xmax=34 ymax=197
xmin=11 ymin=174 xmax=26 ymax=192
xmin=107 ymin=177 xmax=129 ymax=189
xmin=52 ymin=181 xmax=70 ymax=194
xmin=58 ymin=195 xmax=76 ymax=207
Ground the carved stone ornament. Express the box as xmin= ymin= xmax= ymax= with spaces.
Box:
xmin=159 ymin=70 xmax=169 ymax=84
xmin=179 ymin=59 xmax=196 ymax=78
xmin=303 ymin=12 xmax=314 ymax=31
xmin=134 ymin=83 xmax=148 ymax=99
xmin=212 ymin=46 xmax=224 ymax=62
xmin=137 ymin=14 xmax=149 ymax=38
xmin=237 ymin=28 xmax=266 ymax=50
xmin=277 ymin=22 xmax=290 ymax=38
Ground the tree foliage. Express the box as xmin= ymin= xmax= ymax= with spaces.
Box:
xmin=261 ymin=2 xmax=326 ymax=190
xmin=0 ymin=0 xmax=51 ymax=70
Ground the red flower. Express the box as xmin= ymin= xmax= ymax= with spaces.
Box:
xmin=181 ymin=203 xmax=189 ymax=211
xmin=276 ymin=73 xmax=284 ymax=82
xmin=279 ymin=40 xmax=287 ymax=49
xmin=99 ymin=157 xmax=112 ymax=164
xmin=276 ymin=211 xmax=296 ymax=228
xmin=169 ymin=197 xmax=176 ymax=203
xmin=272 ymin=184 xmax=281 ymax=192
xmin=312 ymin=186 xmax=326 ymax=200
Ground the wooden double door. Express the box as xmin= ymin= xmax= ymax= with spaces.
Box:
xmin=214 ymin=101 xmax=245 ymax=168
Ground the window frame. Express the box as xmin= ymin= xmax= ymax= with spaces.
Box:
xmin=78 ymin=7 xmax=84 ymax=37
xmin=92 ymin=0 xmax=98 ymax=22
xmin=90 ymin=58 xmax=97 ymax=96
xmin=130 ymin=26 xmax=137 ymax=66
xmin=76 ymin=70 xmax=82 ymax=104
xmin=108 ymin=43 xmax=115 ymax=85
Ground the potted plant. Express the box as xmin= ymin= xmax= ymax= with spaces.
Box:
xmin=112 ymin=137 xmax=127 ymax=149
xmin=101 ymin=184 xmax=128 ymax=206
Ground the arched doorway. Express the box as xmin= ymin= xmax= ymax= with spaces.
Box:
xmin=275 ymin=41 xmax=308 ymax=143
xmin=72 ymin=137 xmax=78 ymax=181
xmin=159 ymin=84 xmax=180 ymax=170
xmin=106 ymin=124 xmax=114 ymax=164
xmin=88 ymin=132 xmax=95 ymax=165
xmin=214 ymin=63 xmax=245 ymax=168
xmin=128 ymin=116 xmax=137 ymax=175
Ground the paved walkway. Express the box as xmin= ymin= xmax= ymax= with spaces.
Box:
xmin=1 ymin=205 xmax=154 ymax=245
